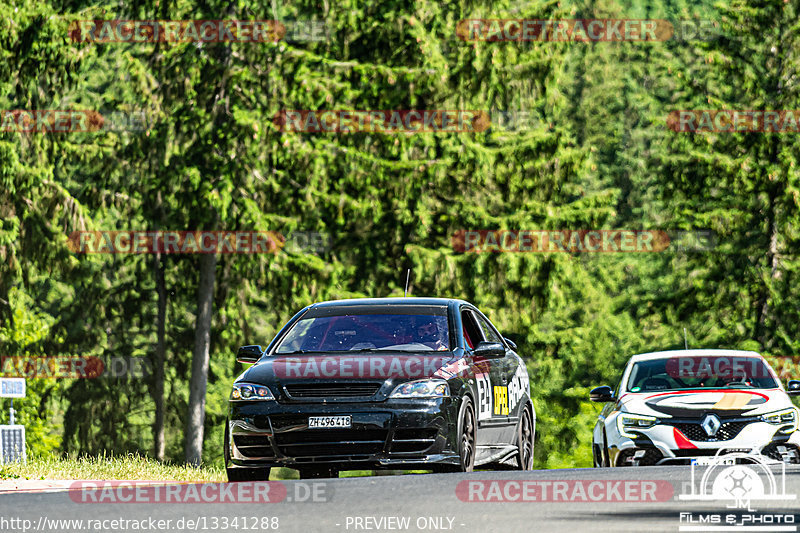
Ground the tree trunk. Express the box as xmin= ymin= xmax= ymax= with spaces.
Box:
xmin=185 ymin=252 xmax=217 ymax=466
xmin=153 ymin=252 xmax=167 ymax=461
xmin=755 ymin=133 xmax=782 ymax=349
xmin=756 ymin=201 xmax=781 ymax=348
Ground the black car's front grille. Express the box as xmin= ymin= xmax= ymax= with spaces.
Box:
xmin=389 ymin=428 xmax=438 ymax=454
xmin=667 ymin=420 xmax=752 ymax=442
xmin=284 ymin=382 xmax=382 ymax=398
xmin=274 ymin=429 xmax=388 ymax=457
xmin=233 ymin=434 xmax=275 ymax=458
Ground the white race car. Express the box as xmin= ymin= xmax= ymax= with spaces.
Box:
xmin=590 ymin=349 xmax=800 ymax=466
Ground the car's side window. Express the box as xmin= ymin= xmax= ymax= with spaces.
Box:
xmin=474 ymin=312 xmax=502 ymax=344
xmin=460 ymin=309 xmax=482 ymax=349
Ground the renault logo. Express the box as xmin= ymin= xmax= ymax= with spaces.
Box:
xmin=701 ymin=414 xmax=721 ymax=437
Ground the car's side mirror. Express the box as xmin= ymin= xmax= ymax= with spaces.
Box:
xmin=237 ymin=345 xmax=263 ymax=364
xmin=503 ymin=337 xmax=518 ymax=351
xmin=589 ymin=385 xmax=615 ymax=402
xmin=787 ymin=380 xmax=800 ymax=396
xmin=472 ymin=341 xmax=505 ymax=358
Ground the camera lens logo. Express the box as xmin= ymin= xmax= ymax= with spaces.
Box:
xmin=679 ymin=452 xmax=795 ymax=508
xmin=711 ymin=465 xmax=764 ymax=499
xmin=678 ymin=453 xmax=797 ymax=530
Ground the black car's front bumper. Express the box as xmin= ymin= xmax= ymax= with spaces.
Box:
xmin=226 ymin=398 xmax=459 ymax=471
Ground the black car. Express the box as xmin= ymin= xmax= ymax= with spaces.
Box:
xmin=225 ymin=297 xmax=535 ymax=480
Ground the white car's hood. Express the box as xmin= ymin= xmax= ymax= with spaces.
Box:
xmin=619 ymin=388 xmax=793 ymax=418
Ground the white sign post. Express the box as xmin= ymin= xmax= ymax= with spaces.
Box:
xmin=0 ymin=378 xmax=25 ymax=399
xmin=0 ymin=378 xmax=26 ymax=463
xmin=0 ymin=425 xmax=25 ymax=464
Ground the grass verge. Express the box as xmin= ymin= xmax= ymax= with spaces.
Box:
xmin=0 ymin=455 xmax=422 ymax=482
xmin=0 ymin=454 xmax=225 ymax=482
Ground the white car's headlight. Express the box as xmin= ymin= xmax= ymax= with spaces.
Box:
xmin=231 ymin=383 xmax=275 ymax=401
xmin=761 ymin=407 xmax=798 ymax=434
xmin=390 ymin=379 xmax=449 ymax=398
xmin=617 ymin=413 xmax=657 ymax=438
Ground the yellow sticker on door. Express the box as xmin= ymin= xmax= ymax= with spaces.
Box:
xmin=493 ymin=386 xmax=509 ymax=415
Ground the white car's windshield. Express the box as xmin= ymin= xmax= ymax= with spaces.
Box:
xmin=274 ymin=312 xmax=451 ymax=353
xmin=626 ymin=356 xmax=778 ymax=392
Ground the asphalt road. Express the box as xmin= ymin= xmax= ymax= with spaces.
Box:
xmin=1 ymin=466 xmax=799 ymax=533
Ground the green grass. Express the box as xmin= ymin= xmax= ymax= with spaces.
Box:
xmin=0 ymin=454 xmax=419 ymax=482
xmin=0 ymin=454 xmax=226 ymax=482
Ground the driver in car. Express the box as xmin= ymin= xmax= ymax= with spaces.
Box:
xmin=717 ymin=368 xmax=752 ymax=387
xmin=416 ymin=317 xmax=448 ymax=351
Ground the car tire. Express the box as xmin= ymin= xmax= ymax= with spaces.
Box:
xmin=298 ymin=467 xmax=339 ymax=479
xmin=513 ymin=404 xmax=534 ymax=470
xmin=227 ymin=467 xmax=271 ymax=482
xmin=455 ymin=396 xmax=477 ymax=472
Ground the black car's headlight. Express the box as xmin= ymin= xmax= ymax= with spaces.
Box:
xmin=230 ymin=383 xmax=275 ymax=401
xmin=389 ymin=379 xmax=450 ymax=398
xmin=761 ymin=407 xmax=798 ymax=434
xmin=616 ymin=413 xmax=657 ymax=438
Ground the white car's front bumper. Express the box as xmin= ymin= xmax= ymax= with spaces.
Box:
xmin=607 ymin=418 xmax=800 ymax=466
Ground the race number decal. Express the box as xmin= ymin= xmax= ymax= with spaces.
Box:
xmin=493 ymin=386 xmax=509 ymax=415
xmin=475 ymin=373 xmax=492 ymax=421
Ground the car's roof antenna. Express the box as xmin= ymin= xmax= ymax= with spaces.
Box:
xmin=404 ymin=269 xmax=410 ymax=297
xmin=684 ymin=327 xmax=688 ymax=349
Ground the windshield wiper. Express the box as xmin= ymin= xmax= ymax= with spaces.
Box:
xmin=376 ymin=348 xmax=449 ymax=352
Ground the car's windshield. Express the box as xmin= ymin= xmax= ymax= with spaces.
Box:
xmin=274 ymin=311 xmax=451 ymax=353
xmin=626 ymin=355 xmax=778 ymax=392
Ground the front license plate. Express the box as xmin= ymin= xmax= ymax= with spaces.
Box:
xmin=691 ymin=457 xmax=735 ymax=466
xmin=308 ymin=416 xmax=352 ymax=429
